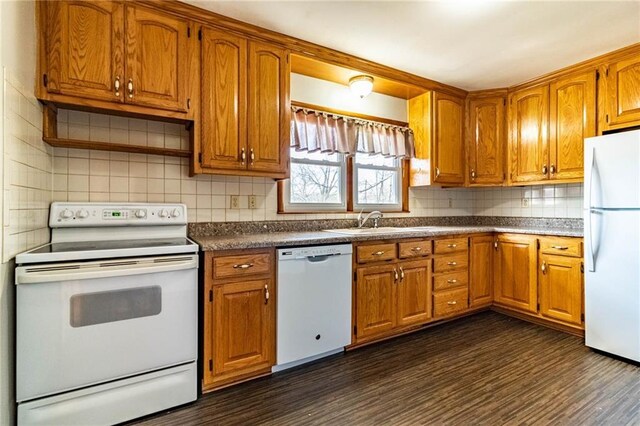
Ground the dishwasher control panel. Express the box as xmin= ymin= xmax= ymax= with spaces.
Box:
xmin=278 ymin=244 xmax=353 ymax=259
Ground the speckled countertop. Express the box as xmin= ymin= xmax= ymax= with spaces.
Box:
xmin=190 ymin=223 xmax=583 ymax=251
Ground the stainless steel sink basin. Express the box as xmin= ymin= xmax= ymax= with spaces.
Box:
xmin=324 ymin=227 xmax=417 ymax=235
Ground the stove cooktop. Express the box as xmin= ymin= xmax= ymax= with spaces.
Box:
xmin=16 ymin=238 xmax=199 ymax=264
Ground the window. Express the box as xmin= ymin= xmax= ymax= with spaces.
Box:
xmin=283 ymin=149 xmax=347 ymax=212
xmin=354 ymin=153 xmax=402 ymax=211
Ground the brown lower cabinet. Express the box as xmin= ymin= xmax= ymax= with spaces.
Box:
xmin=203 ymin=249 xmax=276 ymax=391
xmin=493 ymin=234 xmax=538 ymax=313
xmin=469 ymin=235 xmax=494 ymax=307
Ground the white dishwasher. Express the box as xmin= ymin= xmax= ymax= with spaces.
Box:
xmin=275 ymin=244 xmax=352 ymax=372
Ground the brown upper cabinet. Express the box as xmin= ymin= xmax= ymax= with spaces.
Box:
xmin=508 ymin=71 xmax=595 ymax=185
xmin=466 ymin=93 xmax=506 ymax=186
xmin=409 ymin=91 xmax=465 ymax=186
xmin=600 ymin=52 xmax=640 ymax=132
xmin=198 ymin=28 xmax=290 ymax=178
xmin=42 ymin=1 xmax=190 ymax=114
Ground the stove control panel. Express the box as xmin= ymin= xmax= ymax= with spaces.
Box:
xmin=50 ymin=203 xmax=188 ymax=227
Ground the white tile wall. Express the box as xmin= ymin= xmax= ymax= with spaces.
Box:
xmin=3 ymin=70 xmax=51 ymax=261
xmin=52 ymin=110 xmax=584 ymax=222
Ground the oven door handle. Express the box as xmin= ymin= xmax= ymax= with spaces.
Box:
xmin=15 ymin=256 xmax=198 ymax=284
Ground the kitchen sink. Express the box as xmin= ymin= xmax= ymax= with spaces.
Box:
xmin=324 ymin=227 xmax=418 ymax=235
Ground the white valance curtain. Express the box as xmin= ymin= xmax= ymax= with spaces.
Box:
xmin=290 ymin=107 xmax=415 ymax=158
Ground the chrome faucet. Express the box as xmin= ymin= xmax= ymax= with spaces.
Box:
xmin=358 ymin=210 xmax=383 ymax=228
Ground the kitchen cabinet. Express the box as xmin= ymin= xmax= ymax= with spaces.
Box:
xmin=203 ymin=250 xmax=276 ymax=391
xmin=538 ymin=237 xmax=584 ymax=326
xmin=353 ymin=240 xmax=432 ymax=343
xmin=508 ymin=85 xmax=549 ymax=184
xmin=549 ymin=71 xmax=596 ymax=181
xmin=199 ymin=30 xmax=290 ymax=178
xmin=41 ymin=1 xmax=190 ymax=113
xmin=467 ymin=94 xmax=506 ymax=186
xmin=433 ymin=92 xmax=465 ymax=185
xmin=493 ymin=234 xmax=538 ymax=313
xmin=508 ymin=71 xmax=595 ymax=185
xmin=601 ymin=53 xmax=640 ymax=132
xmin=432 ymin=237 xmax=469 ymax=318
xmin=469 ymin=235 xmax=493 ymax=307
xmin=408 ymin=91 xmax=465 ymax=186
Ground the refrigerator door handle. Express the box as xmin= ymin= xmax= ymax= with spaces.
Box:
xmin=588 ymin=209 xmax=596 ymax=272
xmin=589 ymin=145 xmax=596 ymax=209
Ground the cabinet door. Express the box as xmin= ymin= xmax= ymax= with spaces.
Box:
xmin=397 ymin=259 xmax=431 ymax=327
xmin=469 ymin=235 xmax=493 ymax=307
xmin=468 ymin=96 xmax=505 ymax=185
xmin=494 ymin=234 xmax=538 ymax=313
xmin=433 ymin=92 xmax=465 ymax=185
xmin=208 ymin=279 xmax=274 ymax=385
xmin=605 ymin=54 xmax=640 ymax=129
xmin=200 ymin=27 xmax=247 ymax=171
xmin=355 ymin=264 xmax=397 ymax=340
xmin=539 ymin=254 xmax=583 ymax=325
xmin=125 ymin=5 xmax=188 ymax=112
xmin=247 ymin=42 xmax=290 ymax=175
xmin=46 ymin=1 xmax=124 ymax=102
xmin=549 ymin=71 xmax=596 ymax=181
xmin=509 ymin=85 xmax=549 ymax=183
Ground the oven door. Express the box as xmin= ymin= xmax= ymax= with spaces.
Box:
xmin=16 ymin=255 xmax=198 ymax=402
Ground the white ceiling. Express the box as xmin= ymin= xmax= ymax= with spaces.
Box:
xmin=185 ymin=0 xmax=640 ymax=91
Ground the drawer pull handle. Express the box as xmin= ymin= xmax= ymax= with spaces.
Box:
xmin=399 ymin=266 xmax=405 ymax=281
xmin=447 ymin=244 xmax=457 ymax=248
xmin=233 ymin=263 xmax=254 ymax=269
xmin=541 ymin=261 xmax=547 ymax=274
xmin=114 ymin=76 xmax=121 ymax=96
xmin=393 ymin=268 xmax=399 ymax=282
xmin=411 ymin=247 xmax=422 ymax=252
xmin=241 ymin=148 xmax=246 ymax=165
xmin=447 ymin=301 xmax=457 ymax=306
xmin=447 ymin=279 xmax=458 ymax=284
xmin=372 ymin=251 xmax=385 ymax=256
xmin=447 ymin=261 xmax=457 ymax=266
xmin=127 ymin=78 xmax=134 ymax=99
xmin=264 ymin=284 xmax=269 ymax=304
xmin=552 ymin=245 xmax=569 ymax=250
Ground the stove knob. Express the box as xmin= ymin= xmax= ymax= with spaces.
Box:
xmin=171 ymin=208 xmax=181 ymax=218
xmin=76 ymin=209 xmax=89 ymax=219
xmin=159 ymin=209 xmax=169 ymax=218
xmin=135 ymin=209 xmax=147 ymax=219
xmin=60 ymin=209 xmax=73 ymax=219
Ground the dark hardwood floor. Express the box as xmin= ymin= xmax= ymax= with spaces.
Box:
xmin=132 ymin=312 xmax=640 ymax=425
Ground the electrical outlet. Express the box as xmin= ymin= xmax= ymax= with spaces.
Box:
xmin=248 ymin=195 xmax=257 ymax=209
xmin=230 ymin=195 xmax=240 ymax=209
xmin=521 ymin=198 xmax=530 ymax=207
xmin=448 ymin=198 xmax=453 ymax=208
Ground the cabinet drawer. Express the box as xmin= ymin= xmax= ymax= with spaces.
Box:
xmin=539 ymin=238 xmax=582 ymax=258
xmin=398 ymin=240 xmax=432 ymax=258
xmin=433 ymin=271 xmax=468 ymax=291
xmin=212 ymin=252 xmax=273 ymax=280
xmin=434 ymin=238 xmax=468 ymax=254
xmin=434 ymin=288 xmax=469 ymax=317
xmin=356 ymin=243 xmax=397 ymax=263
xmin=433 ymin=253 xmax=468 ymax=273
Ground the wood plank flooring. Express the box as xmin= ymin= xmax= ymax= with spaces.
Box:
xmin=131 ymin=312 xmax=640 ymax=425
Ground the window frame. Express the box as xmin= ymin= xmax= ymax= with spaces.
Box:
xmin=281 ymin=150 xmax=348 ymax=213
xmin=278 ymin=150 xmax=409 ymax=214
xmin=353 ymin=154 xmax=403 ymax=212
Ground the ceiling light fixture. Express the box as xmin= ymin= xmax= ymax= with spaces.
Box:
xmin=349 ymin=75 xmax=374 ymax=98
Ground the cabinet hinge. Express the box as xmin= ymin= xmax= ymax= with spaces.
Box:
xmin=187 ymin=27 xmax=191 ymax=38
xmin=537 ymin=240 xmax=540 ymax=249
xmin=537 ymin=303 xmax=540 ymax=311
xmin=581 ymin=313 xmax=585 ymax=322
xmin=581 ymin=263 xmax=584 ymax=273
xmin=606 ymin=114 xmax=609 ymax=123
xmin=503 ymin=173 xmax=506 ymax=181
xmin=187 ymin=98 xmax=191 ymax=110
xmin=503 ymin=98 xmax=506 ymax=106
xmin=208 ymin=359 xmax=213 ymax=371
xmin=353 ymin=325 xmax=357 ymax=336
xmin=198 ymin=29 xmax=202 ymax=41
xmin=42 ymin=73 xmax=48 ymax=87
xmin=353 ymin=271 xmax=357 ymax=282
xmin=595 ymin=70 xmax=600 ymax=81
xmin=199 ymin=152 xmax=203 ymax=164
xmin=209 ymin=289 xmax=213 ymax=302
xmin=468 ymin=239 xmax=471 ymax=247
xmin=605 ymin=67 xmax=609 ymax=77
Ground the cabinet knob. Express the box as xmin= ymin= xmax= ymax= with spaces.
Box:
xmin=447 ymin=279 xmax=458 ymax=284
xmin=447 ymin=301 xmax=457 ymax=306
xmin=241 ymin=148 xmax=246 ymax=165
xmin=411 ymin=247 xmax=422 ymax=252
xmin=435 ymin=167 xmax=441 ymax=178
xmin=470 ymin=170 xmax=476 ymax=180
xmin=250 ymin=148 xmax=255 ymax=165
xmin=372 ymin=251 xmax=385 ymax=256
xmin=264 ymin=284 xmax=270 ymax=304
xmin=541 ymin=261 xmax=547 ymax=274
xmin=399 ymin=266 xmax=405 ymax=281
xmin=550 ymin=164 xmax=556 ymax=174
xmin=542 ymin=165 xmax=548 ymax=175
xmin=393 ymin=268 xmax=399 ymax=282
xmin=447 ymin=261 xmax=457 ymax=266
xmin=114 ymin=76 xmax=121 ymax=96
xmin=127 ymin=78 xmax=134 ymax=99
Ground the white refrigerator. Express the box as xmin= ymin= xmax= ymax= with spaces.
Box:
xmin=584 ymin=129 xmax=640 ymax=362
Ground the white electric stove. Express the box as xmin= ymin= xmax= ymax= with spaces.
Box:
xmin=15 ymin=202 xmax=199 ymax=426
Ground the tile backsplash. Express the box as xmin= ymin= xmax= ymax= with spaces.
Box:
xmin=2 ymin=70 xmax=51 ymax=261
xmin=51 ymin=110 xmax=584 ymax=223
